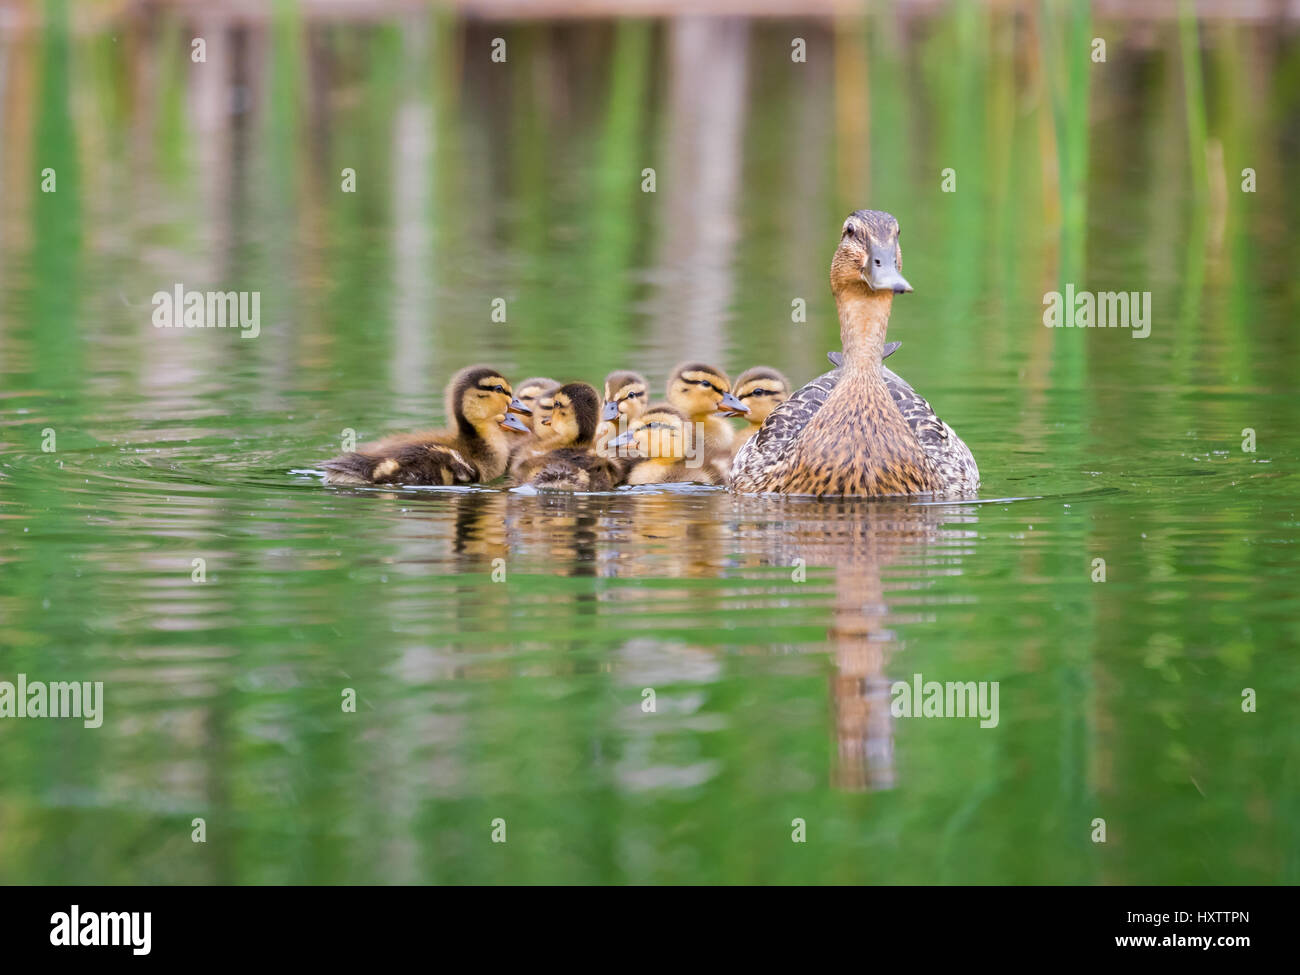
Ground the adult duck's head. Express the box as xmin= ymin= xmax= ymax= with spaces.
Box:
xmin=601 ymin=370 xmax=649 ymax=423
xmin=831 ymin=209 xmax=912 ymax=296
xmin=541 ymin=382 xmax=602 ymax=448
xmin=732 ymin=366 xmax=790 ymax=424
xmin=667 ymin=362 xmax=747 ymax=420
xmin=447 ymin=365 xmax=532 ymax=436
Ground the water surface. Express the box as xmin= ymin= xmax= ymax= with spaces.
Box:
xmin=1 ymin=6 xmax=1297 ymax=884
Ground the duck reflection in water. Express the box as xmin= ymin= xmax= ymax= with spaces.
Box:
xmin=732 ymin=497 xmax=978 ymax=790
xmin=414 ymin=486 xmax=977 ymax=792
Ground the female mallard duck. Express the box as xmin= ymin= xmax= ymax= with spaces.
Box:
xmin=730 ymin=210 xmax=979 ymax=497
xmin=514 ymin=382 xmax=620 ymax=491
xmin=665 ymin=362 xmax=748 ymax=460
xmin=728 ymin=366 xmax=791 ymax=451
xmin=595 ymin=370 xmax=649 ymax=457
xmin=322 ymin=365 xmax=531 ymax=486
xmin=513 ymin=377 xmax=560 ymax=433
xmin=609 ymin=404 xmax=725 ymax=486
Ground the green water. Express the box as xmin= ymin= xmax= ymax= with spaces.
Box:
xmin=1 ymin=8 xmax=1298 ymax=884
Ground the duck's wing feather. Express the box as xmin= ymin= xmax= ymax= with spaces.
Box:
xmin=826 ymin=341 xmax=899 ymax=369
xmin=881 ymin=365 xmax=980 ymax=492
xmin=731 ymin=367 xmax=840 ymax=479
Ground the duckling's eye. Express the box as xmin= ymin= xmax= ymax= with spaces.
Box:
xmin=873 ymin=259 xmax=882 ymax=267
xmin=494 ymin=385 xmax=506 ymax=393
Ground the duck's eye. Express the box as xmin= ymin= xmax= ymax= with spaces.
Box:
xmin=874 ymin=259 xmax=882 ymax=267
xmin=494 ymin=385 xmax=506 ymax=393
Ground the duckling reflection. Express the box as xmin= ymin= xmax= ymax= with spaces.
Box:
xmin=732 ymin=497 xmax=978 ymax=790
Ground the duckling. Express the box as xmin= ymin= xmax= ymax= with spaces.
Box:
xmin=513 ymin=377 xmax=559 ymax=433
xmin=728 ymin=366 xmax=791 ymax=450
xmin=608 ymin=404 xmax=724 ymax=486
xmin=507 ymin=381 xmax=570 ymax=480
xmin=665 ymin=361 xmax=748 ymax=461
xmin=731 ymin=210 xmax=979 ymax=497
xmin=322 ymin=365 xmax=531 ymax=486
xmin=532 ymin=382 xmax=564 ymax=431
xmin=595 ymin=370 xmax=649 ymax=457
xmin=514 ymin=382 xmax=620 ymax=491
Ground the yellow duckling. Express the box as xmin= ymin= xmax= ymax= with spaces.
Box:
xmin=727 ymin=366 xmax=791 ymax=451
xmin=322 ymin=365 xmax=531 ymax=485
xmin=514 ymin=382 xmax=620 ymax=491
xmin=608 ymin=404 xmax=724 ymax=486
xmin=595 ymin=370 xmax=649 ymax=457
xmin=665 ymin=361 xmax=748 ymax=464
xmin=513 ymin=377 xmax=559 ymax=433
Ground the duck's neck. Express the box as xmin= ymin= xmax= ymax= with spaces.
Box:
xmin=469 ymin=420 xmax=511 ymax=473
xmin=835 ymin=286 xmax=894 ymax=374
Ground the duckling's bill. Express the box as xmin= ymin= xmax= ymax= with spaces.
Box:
xmin=499 ymin=413 xmax=530 ymax=433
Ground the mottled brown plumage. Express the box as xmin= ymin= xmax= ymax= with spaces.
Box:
xmin=731 ymin=210 xmax=979 ymax=497
xmin=322 ymin=365 xmax=529 ymax=486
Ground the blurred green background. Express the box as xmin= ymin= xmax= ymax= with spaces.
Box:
xmin=0 ymin=0 xmax=1297 ymax=883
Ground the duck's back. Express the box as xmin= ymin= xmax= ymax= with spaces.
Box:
xmin=880 ymin=365 xmax=979 ymax=493
xmin=730 ymin=363 xmax=978 ymax=496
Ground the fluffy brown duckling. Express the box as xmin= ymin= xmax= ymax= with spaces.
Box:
xmin=513 ymin=377 xmax=560 ymax=433
xmin=728 ymin=366 xmax=791 ymax=450
xmin=608 ymin=404 xmax=724 ymax=486
xmin=322 ymin=365 xmax=531 ymax=485
xmin=595 ymin=370 xmax=649 ymax=459
xmin=513 ymin=382 xmax=620 ymax=491
xmin=665 ymin=361 xmax=747 ymax=460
